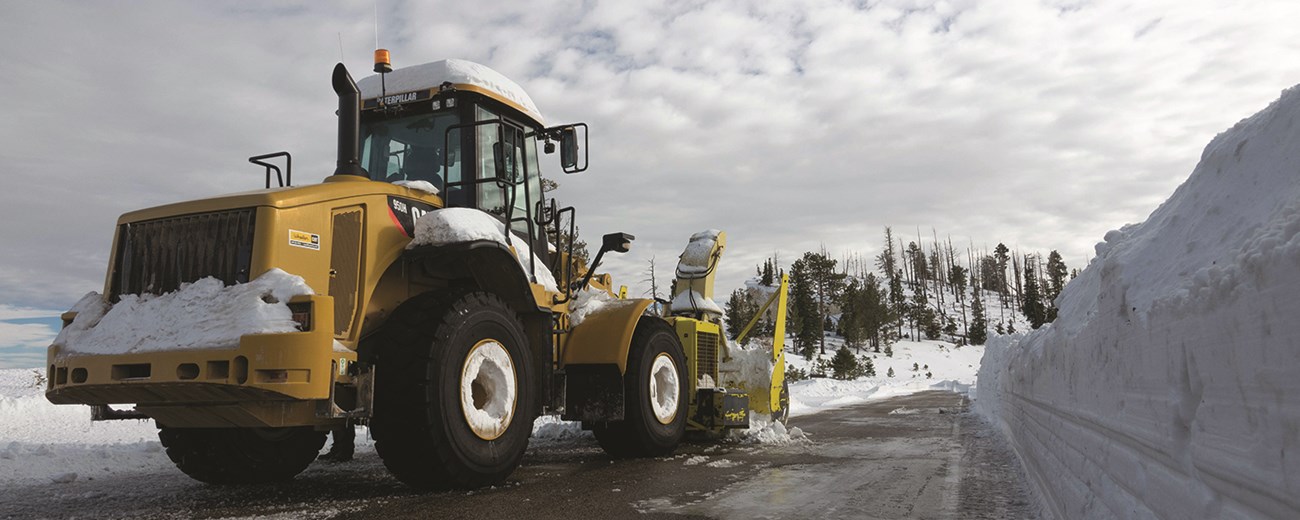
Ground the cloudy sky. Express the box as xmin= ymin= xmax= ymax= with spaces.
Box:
xmin=2 ymin=0 xmax=1298 ymax=368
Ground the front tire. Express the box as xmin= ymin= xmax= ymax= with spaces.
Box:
xmin=592 ymin=318 xmax=688 ymax=458
xmin=371 ymin=291 xmax=534 ymax=490
xmin=158 ymin=426 xmax=326 ymax=485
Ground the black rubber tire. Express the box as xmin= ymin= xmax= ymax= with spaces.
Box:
xmin=370 ymin=291 xmax=534 ymax=490
xmin=592 ymin=318 xmax=688 ymax=458
xmin=157 ymin=426 xmax=326 ymax=485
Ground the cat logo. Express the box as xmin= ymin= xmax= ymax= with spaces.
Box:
xmin=288 ymin=229 xmax=321 ymax=250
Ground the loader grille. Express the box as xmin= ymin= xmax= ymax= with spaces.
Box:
xmin=110 ymin=209 xmax=256 ymax=299
xmin=696 ymin=331 xmax=720 ymax=381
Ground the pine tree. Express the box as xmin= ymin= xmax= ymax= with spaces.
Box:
xmin=993 ymin=243 xmax=1010 ymax=299
xmin=761 ymin=258 xmax=775 ymax=286
xmin=840 ymin=278 xmax=866 ymax=351
xmin=861 ymin=356 xmax=876 ymax=377
xmin=724 ymin=288 xmax=758 ymax=339
xmin=969 ymin=286 xmax=988 ymax=345
xmin=922 ymin=308 xmax=942 ymax=340
xmin=800 ymin=250 xmax=845 ymax=355
xmin=831 ymin=346 xmax=860 ymax=380
xmin=1044 ymin=250 xmax=1068 ymax=322
xmin=1021 ymin=255 xmax=1047 ymax=329
xmin=884 ymin=344 xmax=893 ymax=357
xmin=889 ymin=268 xmax=906 ymax=339
xmin=789 ymin=257 xmax=820 ymax=360
xmin=887 ymin=367 xmax=895 ymax=377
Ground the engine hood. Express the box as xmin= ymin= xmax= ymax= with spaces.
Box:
xmin=117 ymin=175 xmax=443 ymax=224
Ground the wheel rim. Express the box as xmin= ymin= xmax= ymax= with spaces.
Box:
xmin=649 ymin=353 xmax=679 ymax=425
xmin=459 ymin=339 xmax=517 ymax=441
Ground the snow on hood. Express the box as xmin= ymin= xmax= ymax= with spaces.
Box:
xmin=54 ymin=269 xmax=313 ymax=357
xmin=408 ymin=207 xmax=558 ymax=291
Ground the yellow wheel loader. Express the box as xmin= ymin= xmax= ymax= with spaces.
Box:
xmin=44 ymin=50 xmax=788 ymax=490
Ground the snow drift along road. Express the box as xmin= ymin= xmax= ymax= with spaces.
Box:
xmin=977 ymin=86 xmax=1300 ymax=519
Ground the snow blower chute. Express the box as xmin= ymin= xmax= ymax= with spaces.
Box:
xmin=662 ymin=230 xmax=790 ymax=434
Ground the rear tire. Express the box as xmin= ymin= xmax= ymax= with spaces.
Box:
xmin=370 ymin=291 xmax=534 ymax=490
xmin=592 ymin=318 xmax=688 ymax=458
xmin=158 ymin=426 xmax=326 ymax=485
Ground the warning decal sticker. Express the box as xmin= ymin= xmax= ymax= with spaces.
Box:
xmin=289 ymin=229 xmax=321 ymax=250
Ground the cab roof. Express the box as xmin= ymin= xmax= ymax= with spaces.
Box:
xmin=357 ymin=58 xmax=544 ymax=126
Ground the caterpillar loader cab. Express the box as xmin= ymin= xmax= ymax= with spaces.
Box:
xmin=43 ymin=50 xmax=787 ymax=490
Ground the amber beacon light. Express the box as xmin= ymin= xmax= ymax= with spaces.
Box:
xmin=374 ymin=49 xmax=392 ymax=73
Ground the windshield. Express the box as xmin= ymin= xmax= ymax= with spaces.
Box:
xmin=360 ymin=111 xmax=461 ymax=189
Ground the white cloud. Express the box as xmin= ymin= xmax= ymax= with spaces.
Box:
xmin=0 ymin=321 xmax=58 ymax=350
xmin=2 ymin=0 xmax=1299 ymax=310
xmin=0 ymin=306 xmax=63 ymax=321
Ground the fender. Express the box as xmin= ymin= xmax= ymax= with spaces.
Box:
xmin=562 ymin=299 xmax=655 ymax=374
xmin=404 ymin=239 xmax=547 ymax=314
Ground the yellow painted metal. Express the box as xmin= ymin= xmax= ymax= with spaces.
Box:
xmin=100 ymin=176 xmax=455 ymax=351
xmin=768 ymin=273 xmax=789 ymax=414
xmin=670 ymin=317 xmax=721 ymax=401
xmin=45 ymin=295 xmax=351 ymax=428
xmin=560 ymin=298 xmax=653 ymax=374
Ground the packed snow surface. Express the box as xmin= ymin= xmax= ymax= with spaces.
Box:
xmin=357 ymin=59 xmax=543 ymax=124
xmin=54 ymin=269 xmax=312 ymax=358
xmin=409 ymin=207 xmax=558 ymax=291
xmin=977 ymin=86 xmax=1300 ymax=519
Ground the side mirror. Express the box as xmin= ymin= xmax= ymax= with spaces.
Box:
xmin=572 ymin=231 xmax=635 ymax=293
xmin=560 ymin=128 xmax=578 ymax=170
xmin=601 ymin=232 xmax=634 ymax=254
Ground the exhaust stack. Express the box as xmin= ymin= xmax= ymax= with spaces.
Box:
xmin=331 ymin=63 xmax=367 ymax=177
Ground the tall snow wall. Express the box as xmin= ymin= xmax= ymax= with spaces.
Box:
xmin=977 ymin=86 xmax=1300 ymax=519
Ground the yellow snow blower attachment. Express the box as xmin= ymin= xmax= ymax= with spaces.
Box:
xmin=664 ymin=230 xmax=789 ymax=434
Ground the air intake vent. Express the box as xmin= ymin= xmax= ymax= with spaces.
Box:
xmin=111 ymin=209 xmax=255 ymax=299
xmin=329 ymin=207 xmax=365 ymax=337
xmin=696 ymin=331 xmax=720 ymax=382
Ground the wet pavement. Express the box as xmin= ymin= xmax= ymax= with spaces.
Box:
xmin=1 ymin=391 xmax=1039 ymax=519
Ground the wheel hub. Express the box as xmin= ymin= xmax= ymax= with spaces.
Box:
xmin=649 ymin=353 xmax=679 ymax=424
xmin=460 ymin=340 xmax=517 ymax=441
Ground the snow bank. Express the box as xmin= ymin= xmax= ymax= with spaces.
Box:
xmin=409 ymin=207 xmax=558 ymax=291
xmin=977 ymin=86 xmax=1300 ymax=519
xmin=54 ymin=269 xmax=312 ymax=357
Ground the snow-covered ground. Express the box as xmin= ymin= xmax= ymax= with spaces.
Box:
xmin=976 ymin=86 xmax=1300 ymax=519
xmin=782 ymin=335 xmax=982 ymax=417
xmin=0 ymin=333 xmax=981 ymax=487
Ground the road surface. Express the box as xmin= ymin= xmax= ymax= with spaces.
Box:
xmin=0 ymin=391 xmax=1038 ymax=519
